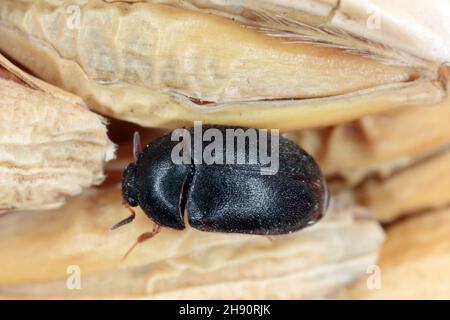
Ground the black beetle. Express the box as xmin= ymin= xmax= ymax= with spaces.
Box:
xmin=113 ymin=125 xmax=328 ymax=257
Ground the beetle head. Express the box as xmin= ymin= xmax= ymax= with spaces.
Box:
xmin=122 ymin=163 xmax=139 ymax=207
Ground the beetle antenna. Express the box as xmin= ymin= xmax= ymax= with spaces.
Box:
xmin=121 ymin=224 xmax=161 ymax=261
xmin=111 ymin=205 xmax=136 ymax=230
xmin=133 ymin=131 xmax=142 ymax=162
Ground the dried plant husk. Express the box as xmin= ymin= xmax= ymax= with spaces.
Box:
xmin=0 ymin=187 xmax=384 ymax=299
xmin=155 ymin=0 xmax=450 ymax=64
xmin=354 ymin=148 xmax=450 ymax=223
xmin=346 ymin=206 xmax=450 ymax=299
xmin=0 ymin=0 xmax=446 ymax=129
xmin=0 ymin=54 xmax=115 ymax=213
xmin=280 ymin=91 xmax=450 ymax=222
xmin=285 ymin=100 xmax=450 ymax=185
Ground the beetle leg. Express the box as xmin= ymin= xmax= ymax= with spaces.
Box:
xmin=133 ymin=131 xmax=142 ymax=162
xmin=110 ymin=205 xmax=136 ymax=230
xmin=122 ymin=224 xmax=161 ymax=261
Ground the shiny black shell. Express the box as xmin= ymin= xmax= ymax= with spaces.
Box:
xmin=122 ymin=126 xmax=328 ymax=235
